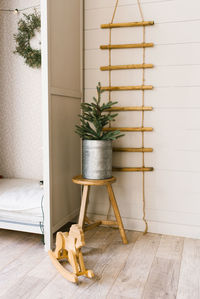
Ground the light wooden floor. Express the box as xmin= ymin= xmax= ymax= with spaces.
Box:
xmin=0 ymin=227 xmax=200 ymax=299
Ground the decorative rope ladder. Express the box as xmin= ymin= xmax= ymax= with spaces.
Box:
xmin=100 ymin=0 xmax=154 ymax=233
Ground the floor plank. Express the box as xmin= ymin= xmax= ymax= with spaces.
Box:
xmin=108 ymin=233 xmax=161 ymax=298
xmin=107 ymin=295 xmax=134 ymax=299
xmin=0 ymin=229 xmax=32 ymax=249
xmin=0 ymin=232 xmax=41 ymax=271
xmin=35 ymin=227 xmax=118 ymax=299
xmin=84 ymin=226 xmax=120 ymax=251
xmin=1 ymin=256 xmax=57 ymax=299
xmin=142 ymin=235 xmax=184 ymax=299
xmin=0 ymin=237 xmax=45 ymax=297
xmin=0 ymin=227 xmax=200 ymax=299
xmin=70 ymin=230 xmax=140 ymax=299
xmin=176 ymin=238 xmax=200 ymax=299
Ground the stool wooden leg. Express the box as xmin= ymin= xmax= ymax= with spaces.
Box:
xmin=106 ymin=184 xmax=128 ymax=244
xmin=78 ymin=185 xmax=89 ymax=228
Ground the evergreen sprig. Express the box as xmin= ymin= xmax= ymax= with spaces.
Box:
xmin=14 ymin=10 xmax=41 ymax=68
xmin=75 ymin=83 xmax=124 ymax=140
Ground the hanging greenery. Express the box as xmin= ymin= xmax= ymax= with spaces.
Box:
xmin=13 ymin=10 xmax=41 ymax=68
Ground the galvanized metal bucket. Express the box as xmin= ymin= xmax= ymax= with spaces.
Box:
xmin=82 ymin=140 xmax=112 ymax=179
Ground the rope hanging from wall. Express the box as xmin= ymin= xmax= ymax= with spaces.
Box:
xmin=100 ymin=0 xmax=154 ymax=233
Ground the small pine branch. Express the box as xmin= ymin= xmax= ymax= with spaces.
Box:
xmin=75 ymin=82 xmax=124 ymax=140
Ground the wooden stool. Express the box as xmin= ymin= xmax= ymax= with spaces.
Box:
xmin=72 ymin=175 xmax=128 ymax=244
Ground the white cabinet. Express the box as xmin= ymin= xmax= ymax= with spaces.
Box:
xmin=41 ymin=0 xmax=83 ymax=250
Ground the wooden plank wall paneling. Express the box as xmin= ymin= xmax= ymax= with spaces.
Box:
xmin=84 ymin=0 xmax=200 ymax=238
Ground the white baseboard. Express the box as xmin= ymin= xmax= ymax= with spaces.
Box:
xmin=87 ymin=212 xmax=200 ymax=239
xmin=52 ymin=208 xmax=79 ymax=233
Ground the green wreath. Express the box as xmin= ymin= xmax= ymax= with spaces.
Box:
xmin=14 ymin=11 xmax=41 ymax=68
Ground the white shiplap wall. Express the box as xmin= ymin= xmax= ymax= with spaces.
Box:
xmin=84 ymin=0 xmax=200 ymax=238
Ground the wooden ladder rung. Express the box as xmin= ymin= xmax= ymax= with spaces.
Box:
xmin=113 ymin=167 xmax=154 ymax=172
xmin=100 ymin=43 xmax=154 ymax=50
xmin=101 ymin=21 xmax=154 ymax=29
xmin=102 ymin=85 xmax=153 ymax=91
xmin=106 ymin=106 xmax=153 ymax=111
xmin=103 ymin=127 xmax=153 ymax=132
xmin=100 ymin=64 xmax=153 ymax=71
xmin=113 ymin=147 xmax=153 ymax=152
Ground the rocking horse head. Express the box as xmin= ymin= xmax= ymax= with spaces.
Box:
xmin=69 ymin=224 xmax=85 ymax=249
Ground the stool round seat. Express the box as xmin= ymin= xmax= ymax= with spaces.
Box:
xmin=72 ymin=175 xmax=116 ymax=186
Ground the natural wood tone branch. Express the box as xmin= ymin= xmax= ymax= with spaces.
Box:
xmin=113 ymin=167 xmax=154 ymax=172
xmin=101 ymin=85 xmax=153 ymax=91
xmin=106 ymin=106 xmax=153 ymax=111
xmin=100 ymin=63 xmax=153 ymax=71
xmin=100 ymin=43 xmax=154 ymax=50
xmin=103 ymin=127 xmax=153 ymax=132
xmin=113 ymin=147 xmax=153 ymax=152
xmin=101 ymin=21 xmax=154 ymax=29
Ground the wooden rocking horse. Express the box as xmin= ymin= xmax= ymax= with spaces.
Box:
xmin=48 ymin=224 xmax=94 ymax=283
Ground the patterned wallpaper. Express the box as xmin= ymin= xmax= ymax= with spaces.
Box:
xmin=0 ymin=0 xmax=43 ymax=180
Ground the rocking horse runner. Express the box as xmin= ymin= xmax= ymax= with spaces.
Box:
xmin=48 ymin=224 xmax=94 ymax=283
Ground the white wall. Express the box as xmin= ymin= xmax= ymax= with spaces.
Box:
xmin=0 ymin=0 xmax=43 ymax=180
xmin=84 ymin=0 xmax=200 ymax=238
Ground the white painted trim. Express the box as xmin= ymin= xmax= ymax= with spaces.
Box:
xmin=87 ymin=213 xmax=200 ymax=239
xmin=51 ymin=87 xmax=82 ymax=99
xmin=41 ymin=0 xmax=53 ymax=251
xmin=52 ymin=208 xmax=80 ymax=233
